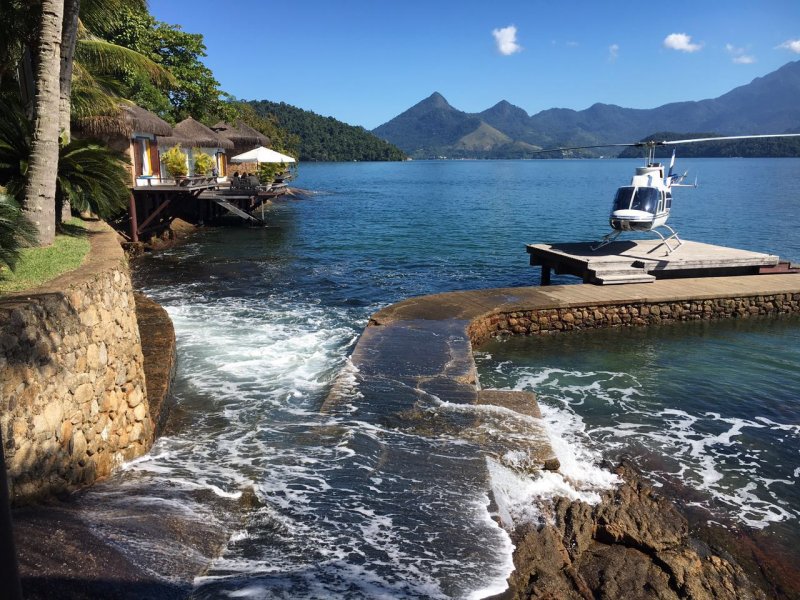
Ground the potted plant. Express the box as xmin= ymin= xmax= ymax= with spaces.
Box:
xmin=161 ymin=145 xmax=188 ymax=180
xmin=192 ymin=150 xmax=215 ymax=176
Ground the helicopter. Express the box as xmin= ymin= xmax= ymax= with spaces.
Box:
xmin=536 ymin=134 xmax=800 ymax=253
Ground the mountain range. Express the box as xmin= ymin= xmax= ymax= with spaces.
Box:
xmin=372 ymin=60 xmax=800 ymax=159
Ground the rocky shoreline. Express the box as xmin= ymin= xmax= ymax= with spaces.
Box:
xmin=13 ymin=460 xmax=788 ymax=599
xmin=499 ymin=462 xmax=779 ymax=600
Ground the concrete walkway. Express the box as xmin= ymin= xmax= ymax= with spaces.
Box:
xmin=326 ymin=274 xmax=800 ymax=475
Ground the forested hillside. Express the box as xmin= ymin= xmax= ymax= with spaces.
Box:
xmin=249 ymin=101 xmax=405 ymax=162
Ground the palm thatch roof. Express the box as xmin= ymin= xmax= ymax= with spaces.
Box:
xmin=159 ymin=117 xmax=234 ymax=149
xmin=212 ymin=121 xmax=270 ymax=148
xmin=75 ymin=104 xmax=173 ymax=137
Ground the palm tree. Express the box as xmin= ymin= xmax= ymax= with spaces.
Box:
xmin=21 ymin=0 xmax=64 ymax=246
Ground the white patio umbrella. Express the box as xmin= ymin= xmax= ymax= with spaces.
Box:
xmin=230 ymin=146 xmax=296 ymax=164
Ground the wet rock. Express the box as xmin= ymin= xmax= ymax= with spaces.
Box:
xmin=504 ymin=464 xmax=767 ymax=600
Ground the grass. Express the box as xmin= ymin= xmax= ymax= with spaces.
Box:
xmin=0 ymin=218 xmax=91 ymax=294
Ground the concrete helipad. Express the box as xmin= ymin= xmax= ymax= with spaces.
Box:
xmin=527 ymin=239 xmax=787 ymax=285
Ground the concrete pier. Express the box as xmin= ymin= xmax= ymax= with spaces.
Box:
xmin=527 ymin=239 xmax=793 ymax=285
xmin=326 ymin=273 xmax=800 ymax=478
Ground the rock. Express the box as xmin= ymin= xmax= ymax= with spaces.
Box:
xmin=503 ymin=464 xmax=767 ymax=600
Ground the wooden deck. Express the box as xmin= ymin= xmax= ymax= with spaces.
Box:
xmin=527 ymin=239 xmax=790 ymax=285
xmin=124 ymin=181 xmax=293 ymax=242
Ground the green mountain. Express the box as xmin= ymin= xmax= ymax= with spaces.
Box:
xmin=248 ymin=100 xmax=405 ymax=162
xmin=373 ymin=60 xmax=800 ymax=158
xmin=369 ymin=92 xmax=482 ymax=157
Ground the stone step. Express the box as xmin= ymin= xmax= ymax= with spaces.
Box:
xmin=594 ymin=272 xmax=657 ymax=285
xmin=590 ymin=266 xmax=646 ymax=277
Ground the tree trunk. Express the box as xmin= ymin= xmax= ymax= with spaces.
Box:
xmin=22 ymin=0 xmax=64 ymax=246
xmin=58 ymin=0 xmax=80 ymax=224
xmin=59 ymin=0 xmax=79 ymax=143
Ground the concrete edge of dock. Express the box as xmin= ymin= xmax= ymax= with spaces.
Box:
xmin=327 ymin=273 xmax=800 ymax=478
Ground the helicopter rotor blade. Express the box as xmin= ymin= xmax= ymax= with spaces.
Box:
xmin=527 ymin=133 xmax=800 ymax=154
xmin=528 ymin=142 xmax=639 ymax=154
xmin=660 ymin=133 xmax=800 ymax=145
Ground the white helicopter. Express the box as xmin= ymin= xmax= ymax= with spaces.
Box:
xmin=538 ymin=134 xmax=800 ymax=253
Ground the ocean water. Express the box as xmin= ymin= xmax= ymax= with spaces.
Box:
xmin=79 ymin=159 xmax=799 ymax=598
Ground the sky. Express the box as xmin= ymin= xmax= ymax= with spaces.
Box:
xmin=149 ymin=0 xmax=800 ymax=130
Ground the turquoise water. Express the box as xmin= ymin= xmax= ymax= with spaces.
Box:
xmin=80 ymin=159 xmax=799 ymax=598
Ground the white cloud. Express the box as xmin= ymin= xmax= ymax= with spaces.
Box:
xmin=726 ymin=43 xmax=755 ymax=64
xmin=493 ymin=25 xmax=522 ymax=56
xmin=608 ymin=43 xmax=619 ymax=62
xmin=663 ymin=33 xmax=703 ymax=53
xmin=777 ymin=39 xmax=800 ymax=54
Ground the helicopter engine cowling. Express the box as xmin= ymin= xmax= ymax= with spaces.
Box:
xmin=610 ymin=210 xmax=655 ymax=231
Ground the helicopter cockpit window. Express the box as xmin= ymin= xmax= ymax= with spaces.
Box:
xmin=613 ymin=186 xmax=658 ymax=213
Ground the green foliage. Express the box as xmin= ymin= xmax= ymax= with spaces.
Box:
xmin=0 ymin=188 xmax=37 ymax=273
xmin=192 ymin=150 xmax=214 ymax=175
xmin=248 ymin=100 xmax=406 ymax=162
xmin=257 ymin=162 xmax=285 ymax=185
xmin=0 ymin=95 xmax=31 ymax=202
xmin=56 ymin=139 xmax=131 ymax=219
xmin=161 ymin=144 xmax=188 ymax=177
xmin=0 ymin=98 xmax=130 ymax=221
xmin=228 ymin=101 xmax=300 ymax=156
xmin=0 ymin=218 xmax=89 ymax=292
xmin=0 ymin=0 xmax=38 ymax=83
xmin=92 ymin=7 xmax=228 ymax=124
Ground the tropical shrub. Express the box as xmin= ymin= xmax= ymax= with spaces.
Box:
xmin=192 ymin=150 xmax=214 ymax=176
xmin=0 ymin=97 xmax=130 ymax=223
xmin=56 ymin=139 xmax=130 ymax=219
xmin=0 ymin=96 xmax=31 ymax=203
xmin=161 ymin=144 xmax=188 ymax=178
xmin=257 ymin=162 xmax=284 ymax=185
xmin=0 ymin=188 xmax=37 ymax=272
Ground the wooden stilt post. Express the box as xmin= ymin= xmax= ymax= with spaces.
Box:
xmin=541 ymin=265 xmax=551 ymax=286
xmin=129 ymin=193 xmax=139 ymax=242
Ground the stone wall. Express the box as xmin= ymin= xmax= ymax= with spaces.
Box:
xmin=0 ymin=221 xmax=153 ymax=503
xmin=468 ymin=292 xmax=800 ymax=345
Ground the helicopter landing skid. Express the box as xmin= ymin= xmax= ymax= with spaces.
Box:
xmin=591 ymin=225 xmax=683 ymax=254
xmin=590 ymin=230 xmax=622 ymax=251
xmin=651 ymin=224 xmax=683 ymax=255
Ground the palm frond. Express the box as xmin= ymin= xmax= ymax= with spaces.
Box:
xmin=56 ymin=139 xmax=130 ymax=218
xmin=0 ymin=96 xmax=31 ymax=202
xmin=80 ymin=0 xmax=148 ymax=35
xmin=0 ymin=189 xmax=37 ymax=270
xmin=76 ymin=36 xmax=174 ymax=87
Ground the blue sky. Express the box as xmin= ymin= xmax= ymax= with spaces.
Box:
xmin=149 ymin=0 xmax=800 ymax=130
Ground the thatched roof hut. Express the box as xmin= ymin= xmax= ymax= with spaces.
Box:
xmin=159 ymin=117 xmax=234 ymax=149
xmin=212 ymin=121 xmax=270 ymax=149
xmin=75 ymin=104 xmax=173 ymax=137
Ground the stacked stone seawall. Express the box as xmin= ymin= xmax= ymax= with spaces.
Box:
xmin=0 ymin=221 xmax=153 ymax=503
xmin=468 ymin=292 xmax=800 ymax=345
